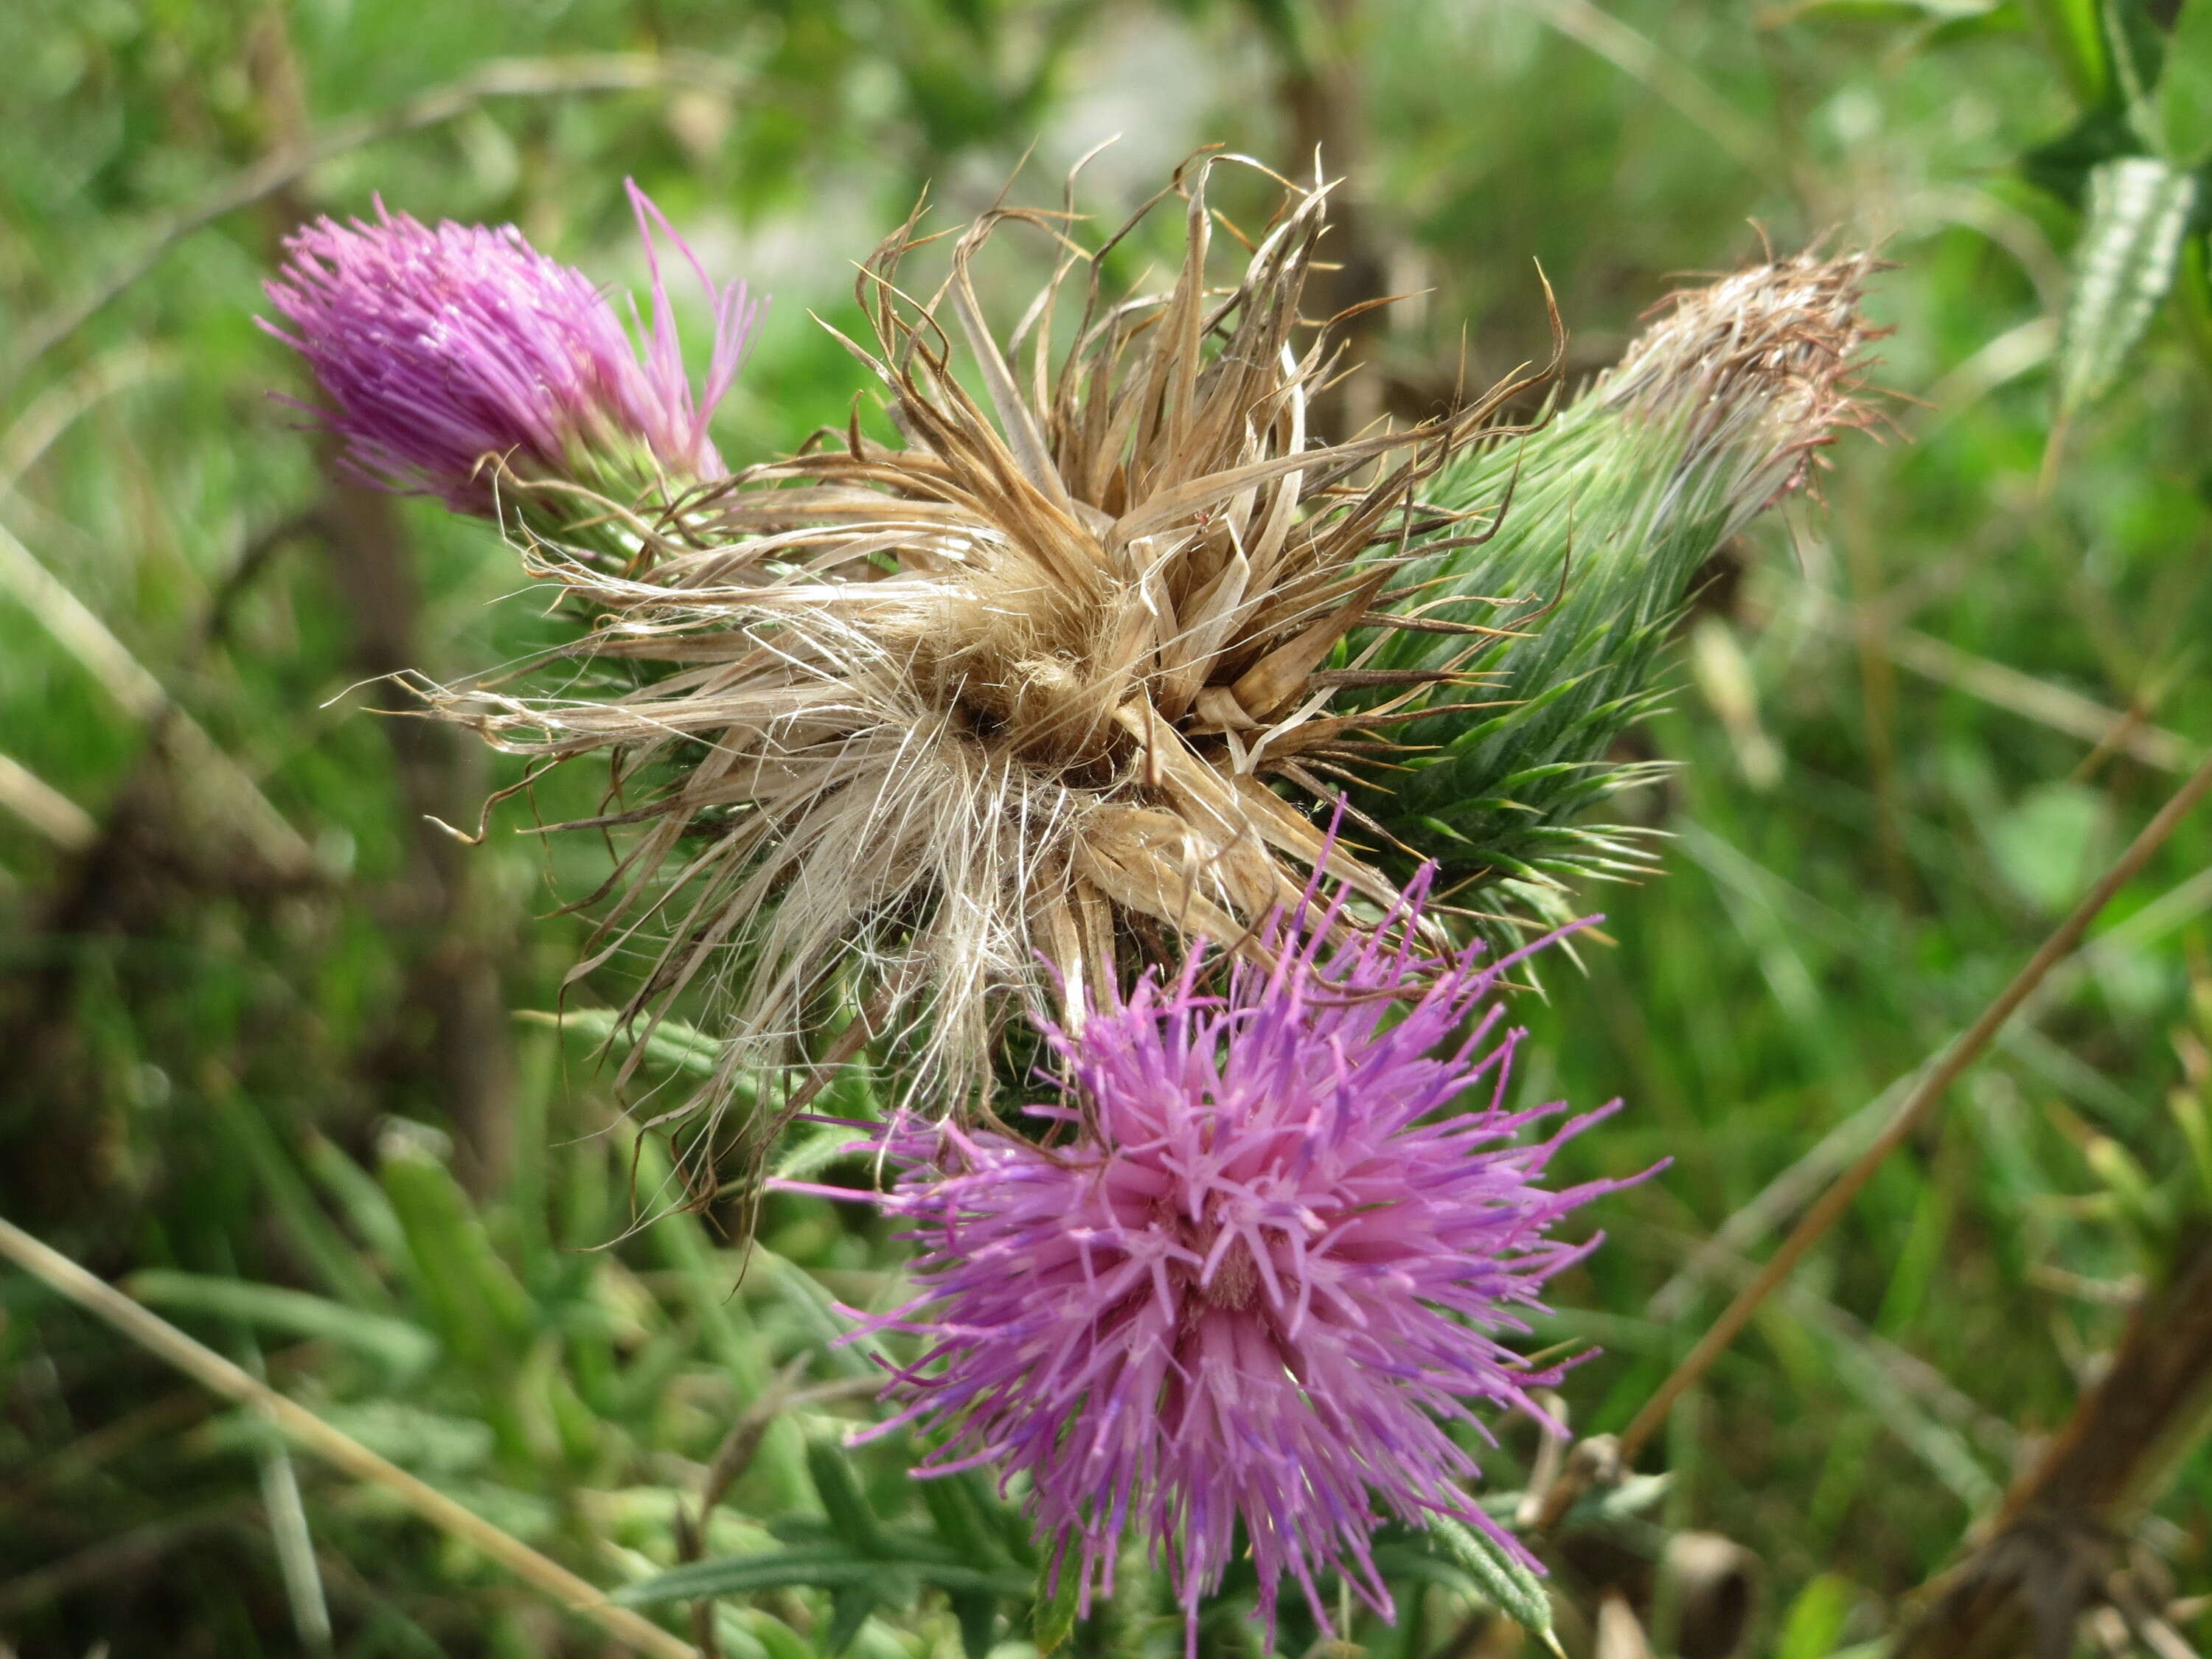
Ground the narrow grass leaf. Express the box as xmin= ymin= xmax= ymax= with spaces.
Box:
xmin=824 ymin=1583 xmax=878 ymax=1655
xmin=128 ymin=1270 xmax=438 ymax=1379
xmin=616 ymin=1547 xmax=895 ymax=1602
xmin=518 ymin=1006 xmax=731 ymax=1080
xmin=209 ymin=1093 xmax=390 ymax=1310
xmin=807 ymin=1436 xmax=894 ymax=1558
xmin=2158 ymin=0 xmax=2212 ymax=165
xmin=949 ymin=1589 xmax=997 ymax=1659
xmin=379 ymin=1140 xmax=536 ymax=1368
xmin=1776 ymin=1572 xmax=1856 ymax=1659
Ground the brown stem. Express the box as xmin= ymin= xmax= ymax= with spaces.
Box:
xmin=1614 ymin=746 xmax=2212 ymax=1469
xmin=1892 ymin=1225 xmax=2212 ymax=1659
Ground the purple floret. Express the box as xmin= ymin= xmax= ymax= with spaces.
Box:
xmin=260 ymin=181 xmax=757 ymax=514
xmin=809 ymin=872 xmax=1648 ymax=1653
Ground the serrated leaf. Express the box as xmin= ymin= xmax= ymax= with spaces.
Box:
xmin=2058 ymin=156 xmax=2197 ymax=417
xmin=1428 ymin=1516 xmax=1557 ymax=1649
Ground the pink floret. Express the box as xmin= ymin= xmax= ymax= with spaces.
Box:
xmin=260 ymin=181 xmax=757 ymax=514
xmin=821 ymin=872 xmax=1652 ymax=1652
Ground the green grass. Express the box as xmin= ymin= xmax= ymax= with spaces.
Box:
xmin=4 ymin=1 xmax=2212 ymax=1656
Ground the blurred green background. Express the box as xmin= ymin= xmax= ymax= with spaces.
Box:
xmin=4 ymin=1 xmax=2212 ymax=1655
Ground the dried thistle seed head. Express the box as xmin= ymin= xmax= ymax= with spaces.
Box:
xmin=427 ymin=156 xmax=1548 ymax=1175
xmin=1354 ymin=249 xmax=1885 ymax=931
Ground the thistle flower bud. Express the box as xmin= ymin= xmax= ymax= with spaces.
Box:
xmin=798 ymin=874 xmax=1647 ymax=1655
xmin=1360 ymin=251 xmax=1882 ymax=925
xmin=261 ymin=181 xmax=757 ymax=526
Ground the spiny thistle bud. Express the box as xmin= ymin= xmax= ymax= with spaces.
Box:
xmin=1359 ymin=251 xmax=1882 ymax=929
xmin=262 ymin=181 xmax=757 ymax=532
xmin=418 ymin=158 xmax=1549 ymax=1165
xmin=795 ymin=875 xmax=1646 ymax=1652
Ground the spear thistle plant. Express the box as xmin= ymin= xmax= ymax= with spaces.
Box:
xmin=407 ymin=158 xmax=1550 ymax=1165
xmin=260 ymin=160 xmax=1872 ymax=1193
xmin=795 ymin=873 xmax=1646 ymax=1652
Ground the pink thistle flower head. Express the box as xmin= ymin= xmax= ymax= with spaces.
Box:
xmin=821 ymin=872 xmax=1650 ymax=1653
xmin=260 ymin=181 xmax=758 ymax=515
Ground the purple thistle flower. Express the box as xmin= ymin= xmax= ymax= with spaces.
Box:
xmin=260 ymin=181 xmax=757 ymax=515
xmin=805 ymin=874 xmax=1648 ymax=1652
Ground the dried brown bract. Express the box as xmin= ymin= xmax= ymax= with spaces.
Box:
xmin=429 ymin=155 xmax=1554 ymax=1169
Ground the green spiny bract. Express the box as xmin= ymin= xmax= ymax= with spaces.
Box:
xmin=1355 ymin=251 xmax=1882 ymax=932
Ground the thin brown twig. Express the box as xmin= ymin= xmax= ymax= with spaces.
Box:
xmin=0 ymin=1499 xmax=248 ymax=1619
xmin=675 ymin=1363 xmax=879 ymax=1658
xmin=0 ymin=1211 xmax=698 ymax=1659
xmin=3 ymin=51 xmax=746 ymax=391
xmin=1648 ymin=855 xmax=2212 ymax=1321
xmin=0 ymin=517 xmax=316 ymax=876
xmin=1893 ymin=1225 xmax=2212 ymax=1659
xmin=1615 ymin=745 xmax=2212 ymax=1468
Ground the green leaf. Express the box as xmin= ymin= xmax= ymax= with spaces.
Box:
xmin=807 ymin=1436 xmax=894 ymax=1558
xmin=302 ymin=1130 xmax=406 ymax=1263
xmin=616 ymin=1543 xmax=1022 ymax=1607
xmin=1776 ymin=1572 xmax=1857 ymax=1659
xmin=1565 ymin=1472 xmax=1673 ymax=1526
xmin=379 ymin=1134 xmax=536 ymax=1370
xmin=917 ymin=1472 xmax=998 ymax=1565
xmin=128 ymin=1270 xmax=437 ymax=1379
xmin=2026 ymin=0 xmax=2112 ymax=102
xmin=2176 ymin=232 xmax=2212 ymax=372
xmin=316 ymin=1402 xmax=494 ymax=1476
xmin=1427 ymin=1517 xmax=1557 ymax=1650
xmin=824 ymin=1584 xmax=878 ymax=1656
xmin=208 ymin=1093 xmax=389 ymax=1311
xmin=516 ymin=1006 xmax=731 ymax=1080
xmin=616 ymin=1545 xmax=897 ymax=1604
xmin=2158 ymin=0 xmax=2212 ymax=164
xmin=949 ymin=1589 xmax=998 ymax=1659
xmin=2057 ymin=156 xmax=2198 ymax=417
xmin=1031 ymin=1551 xmax=1082 ymax=1656
xmin=1986 ymin=781 xmax=2106 ymax=912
